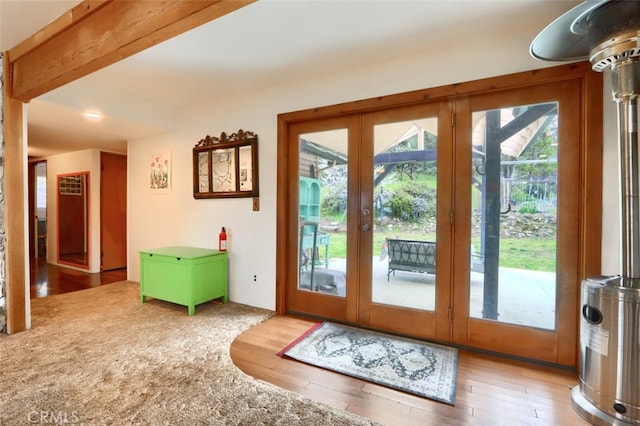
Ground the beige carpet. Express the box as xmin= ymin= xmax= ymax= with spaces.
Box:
xmin=0 ymin=282 xmax=374 ymax=425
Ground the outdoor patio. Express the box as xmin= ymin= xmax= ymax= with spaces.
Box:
xmin=319 ymin=256 xmax=557 ymax=331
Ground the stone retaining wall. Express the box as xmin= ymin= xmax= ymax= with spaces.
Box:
xmin=383 ymin=212 xmax=557 ymax=240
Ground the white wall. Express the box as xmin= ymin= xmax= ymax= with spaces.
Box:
xmin=46 ymin=149 xmax=101 ymax=273
xmin=127 ymin=28 xmax=619 ymax=311
xmin=34 ymin=162 xmax=47 ymax=219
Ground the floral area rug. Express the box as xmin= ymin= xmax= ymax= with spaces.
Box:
xmin=281 ymin=322 xmax=458 ymax=405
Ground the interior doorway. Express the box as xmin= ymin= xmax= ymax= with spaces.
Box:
xmin=100 ymin=152 xmax=127 ymax=271
xmin=28 ymin=160 xmax=47 ymax=260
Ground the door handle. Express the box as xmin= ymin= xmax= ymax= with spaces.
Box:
xmin=362 ymin=207 xmax=371 ymax=231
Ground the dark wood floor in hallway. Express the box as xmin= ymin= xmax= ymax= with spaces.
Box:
xmin=29 ymin=257 xmax=127 ymax=299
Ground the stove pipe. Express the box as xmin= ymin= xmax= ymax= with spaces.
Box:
xmin=531 ymin=1 xmax=640 ymax=424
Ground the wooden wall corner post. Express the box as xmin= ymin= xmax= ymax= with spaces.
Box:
xmin=3 ymin=52 xmax=28 ymax=334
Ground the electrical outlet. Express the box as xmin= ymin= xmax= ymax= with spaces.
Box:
xmin=253 ymin=275 xmax=257 ymax=282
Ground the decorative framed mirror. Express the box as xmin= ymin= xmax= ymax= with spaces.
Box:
xmin=193 ymin=129 xmax=259 ymax=199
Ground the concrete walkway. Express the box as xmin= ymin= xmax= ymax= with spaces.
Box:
xmin=321 ymin=257 xmax=556 ymax=330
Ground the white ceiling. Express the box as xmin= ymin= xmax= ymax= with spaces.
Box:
xmin=0 ymin=0 xmax=581 ymax=157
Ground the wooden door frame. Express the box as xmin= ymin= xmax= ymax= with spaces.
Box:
xmin=282 ymin=116 xmax=359 ymax=322
xmin=100 ymin=152 xmax=127 ymax=271
xmin=27 ymin=161 xmax=37 ymax=259
xmin=452 ymin=80 xmax=587 ymax=366
xmin=358 ymin=102 xmax=452 ymax=341
xmin=277 ymin=63 xmax=602 ymax=365
xmin=3 ymin=0 xmax=256 ymax=334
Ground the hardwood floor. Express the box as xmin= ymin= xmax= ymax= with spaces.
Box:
xmin=30 ymin=259 xmax=589 ymax=425
xmin=230 ymin=316 xmax=590 ymax=426
xmin=29 ymin=257 xmax=127 ymax=298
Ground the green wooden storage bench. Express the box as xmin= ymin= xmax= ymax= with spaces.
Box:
xmin=139 ymin=246 xmax=228 ymax=315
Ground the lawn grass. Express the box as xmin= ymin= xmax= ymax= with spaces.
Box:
xmin=318 ymin=230 xmax=556 ymax=272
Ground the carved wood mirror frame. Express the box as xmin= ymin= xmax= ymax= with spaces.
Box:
xmin=193 ymin=129 xmax=259 ymax=199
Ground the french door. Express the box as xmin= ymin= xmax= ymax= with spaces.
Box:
xmin=284 ymin=103 xmax=451 ymax=342
xmin=360 ymin=103 xmax=453 ymax=340
xmin=277 ymin=64 xmax=601 ymax=366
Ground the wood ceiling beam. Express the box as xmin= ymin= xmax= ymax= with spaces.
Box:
xmin=7 ymin=0 xmax=256 ymax=102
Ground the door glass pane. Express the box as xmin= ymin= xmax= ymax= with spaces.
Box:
xmin=371 ymin=118 xmax=438 ymax=310
xmin=470 ymin=103 xmax=558 ymax=330
xmin=297 ymin=129 xmax=348 ymax=297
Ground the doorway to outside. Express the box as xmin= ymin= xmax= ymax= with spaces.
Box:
xmin=277 ymin=63 xmax=602 ymax=366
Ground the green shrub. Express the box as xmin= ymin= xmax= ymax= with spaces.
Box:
xmin=321 ymin=191 xmax=347 ymax=217
xmin=386 ymin=182 xmax=436 ymax=222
